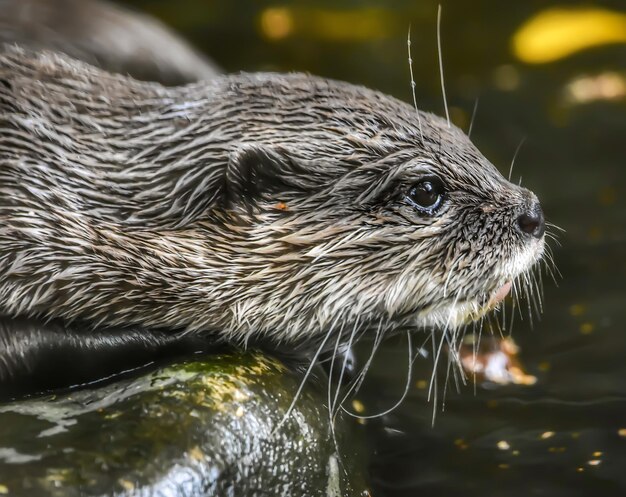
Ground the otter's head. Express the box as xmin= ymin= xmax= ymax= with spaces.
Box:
xmin=186 ymin=73 xmax=547 ymax=342
xmin=0 ymin=53 xmax=546 ymax=346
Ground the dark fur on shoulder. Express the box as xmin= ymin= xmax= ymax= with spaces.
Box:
xmin=0 ymin=317 xmax=223 ymax=401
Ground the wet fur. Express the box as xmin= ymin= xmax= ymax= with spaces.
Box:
xmin=0 ymin=316 xmax=226 ymax=399
xmin=0 ymin=46 xmax=544 ymax=393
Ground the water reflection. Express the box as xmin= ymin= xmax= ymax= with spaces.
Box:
xmin=563 ymin=71 xmax=626 ymax=105
xmin=513 ymin=7 xmax=626 ymax=64
xmin=259 ymin=6 xmax=397 ymax=41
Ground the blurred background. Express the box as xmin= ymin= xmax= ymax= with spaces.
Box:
xmin=120 ymin=1 xmax=625 ymax=496
xmin=13 ymin=0 xmax=624 ymax=495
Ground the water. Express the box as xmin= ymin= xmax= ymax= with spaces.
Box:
xmin=127 ymin=1 xmax=626 ymax=494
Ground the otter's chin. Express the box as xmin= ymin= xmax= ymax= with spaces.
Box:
xmin=415 ymin=299 xmax=491 ymax=330
xmin=414 ymin=281 xmax=515 ymax=330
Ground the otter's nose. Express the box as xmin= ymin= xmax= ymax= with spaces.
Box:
xmin=517 ymin=203 xmax=545 ymax=239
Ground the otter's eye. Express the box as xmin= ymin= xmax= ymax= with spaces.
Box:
xmin=406 ymin=176 xmax=445 ymax=213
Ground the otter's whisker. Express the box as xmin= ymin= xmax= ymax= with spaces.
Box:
xmin=452 ymin=342 xmax=465 ymax=392
xmin=431 ymin=289 xmax=461 ymax=408
xmin=491 ymin=309 xmax=505 ymax=339
xmin=468 ymin=97 xmax=479 ymax=138
xmin=454 ymin=326 xmax=469 ymax=386
xmin=429 ymin=326 xmax=448 ymax=425
xmin=522 ymin=272 xmax=536 ymax=326
xmin=326 ymin=325 xmax=350 ymax=480
xmin=542 ymin=246 xmax=561 ymax=283
xmin=436 ymin=4 xmax=450 ymax=128
xmin=545 ymin=221 xmax=566 ymax=233
xmin=530 ymin=269 xmax=542 ymax=318
xmin=442 ymin=330 xmax=456 ymax=404
xmin=508 ymin=137 xmax=527 ymax=182
xmin=349 ymin=318 xmax=386 ymax=397
xmin=275 ymin=324 xmax=334 ymax=434
xmin=476 ymin=314 xmax=488 ymax=391
xmin=508 ymin=280 xmax=518 ymax=334
xmin=429 ymin=287 xmax=461 ymax=420
xmin=327 ymin=357 xmax=349 ymax=474
xmin=330 ymin=316 xmax=359 ymax=415
xmin=512 ymin=278 xmax=525 ymax=323
xmin=341 ymin=330 xmax=414 ymax=421
xmin=501 ymin=283 xmax=508 ymax=332
xmin=331 ymin=318 xmax=387 ymax=427
xmin=470 ymin=319 xmax=480 ymax=395
xmin=407 ymin=27 xmax=424 ymax=143
xmin=442 ymin=355 xmax=452 ymax=411
xmin=326 ymin=321 xmax=344 ymax=425
xmin=544 ymin=232 xmax=562 ymax=247
xmin=443 ymin=325 xmax=466 ymax=405
xmin=531 ymin=267 xmax=544 ymax=314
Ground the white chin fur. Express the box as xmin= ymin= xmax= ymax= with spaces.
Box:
xmin=495 ymin=237 xmax=545 ymax=287
xmin=415 ymin=239 xmax=545 ymax=330
xmin=415 ymin=300 xmax=486 ymax=330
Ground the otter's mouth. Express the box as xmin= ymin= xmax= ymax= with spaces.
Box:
xmin=487 ymin=281 xmax=512 ymax=309
xmin=464 ymin=281 xmax=513 ymax=323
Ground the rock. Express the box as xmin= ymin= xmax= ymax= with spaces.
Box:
xmin=0 ymin=351 xmax=369 ymax=497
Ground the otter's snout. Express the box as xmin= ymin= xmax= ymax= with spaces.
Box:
xmin=516 ymin=201 xmax=545 ymax=239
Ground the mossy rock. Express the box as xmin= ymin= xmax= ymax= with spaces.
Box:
xmin=0 ymin=351 xmax=369 ymax=496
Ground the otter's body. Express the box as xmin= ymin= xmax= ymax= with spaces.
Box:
xmin=0 ymin=0 xmax=220 ymax=84
xmin=0 ymin=46 xmax=545 ymax=390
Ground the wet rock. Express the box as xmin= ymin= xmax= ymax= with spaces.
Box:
xmin=0 ymin=352 xmax=369 ymax=497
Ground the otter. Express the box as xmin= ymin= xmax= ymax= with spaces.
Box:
xmin=0 ymin=0 xmax=219 ymax=85
xmin=0 ymin=45 xmax=545 ymax=394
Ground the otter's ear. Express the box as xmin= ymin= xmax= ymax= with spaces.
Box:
xmin=222 ymin=145 xmax=307 ymax=209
